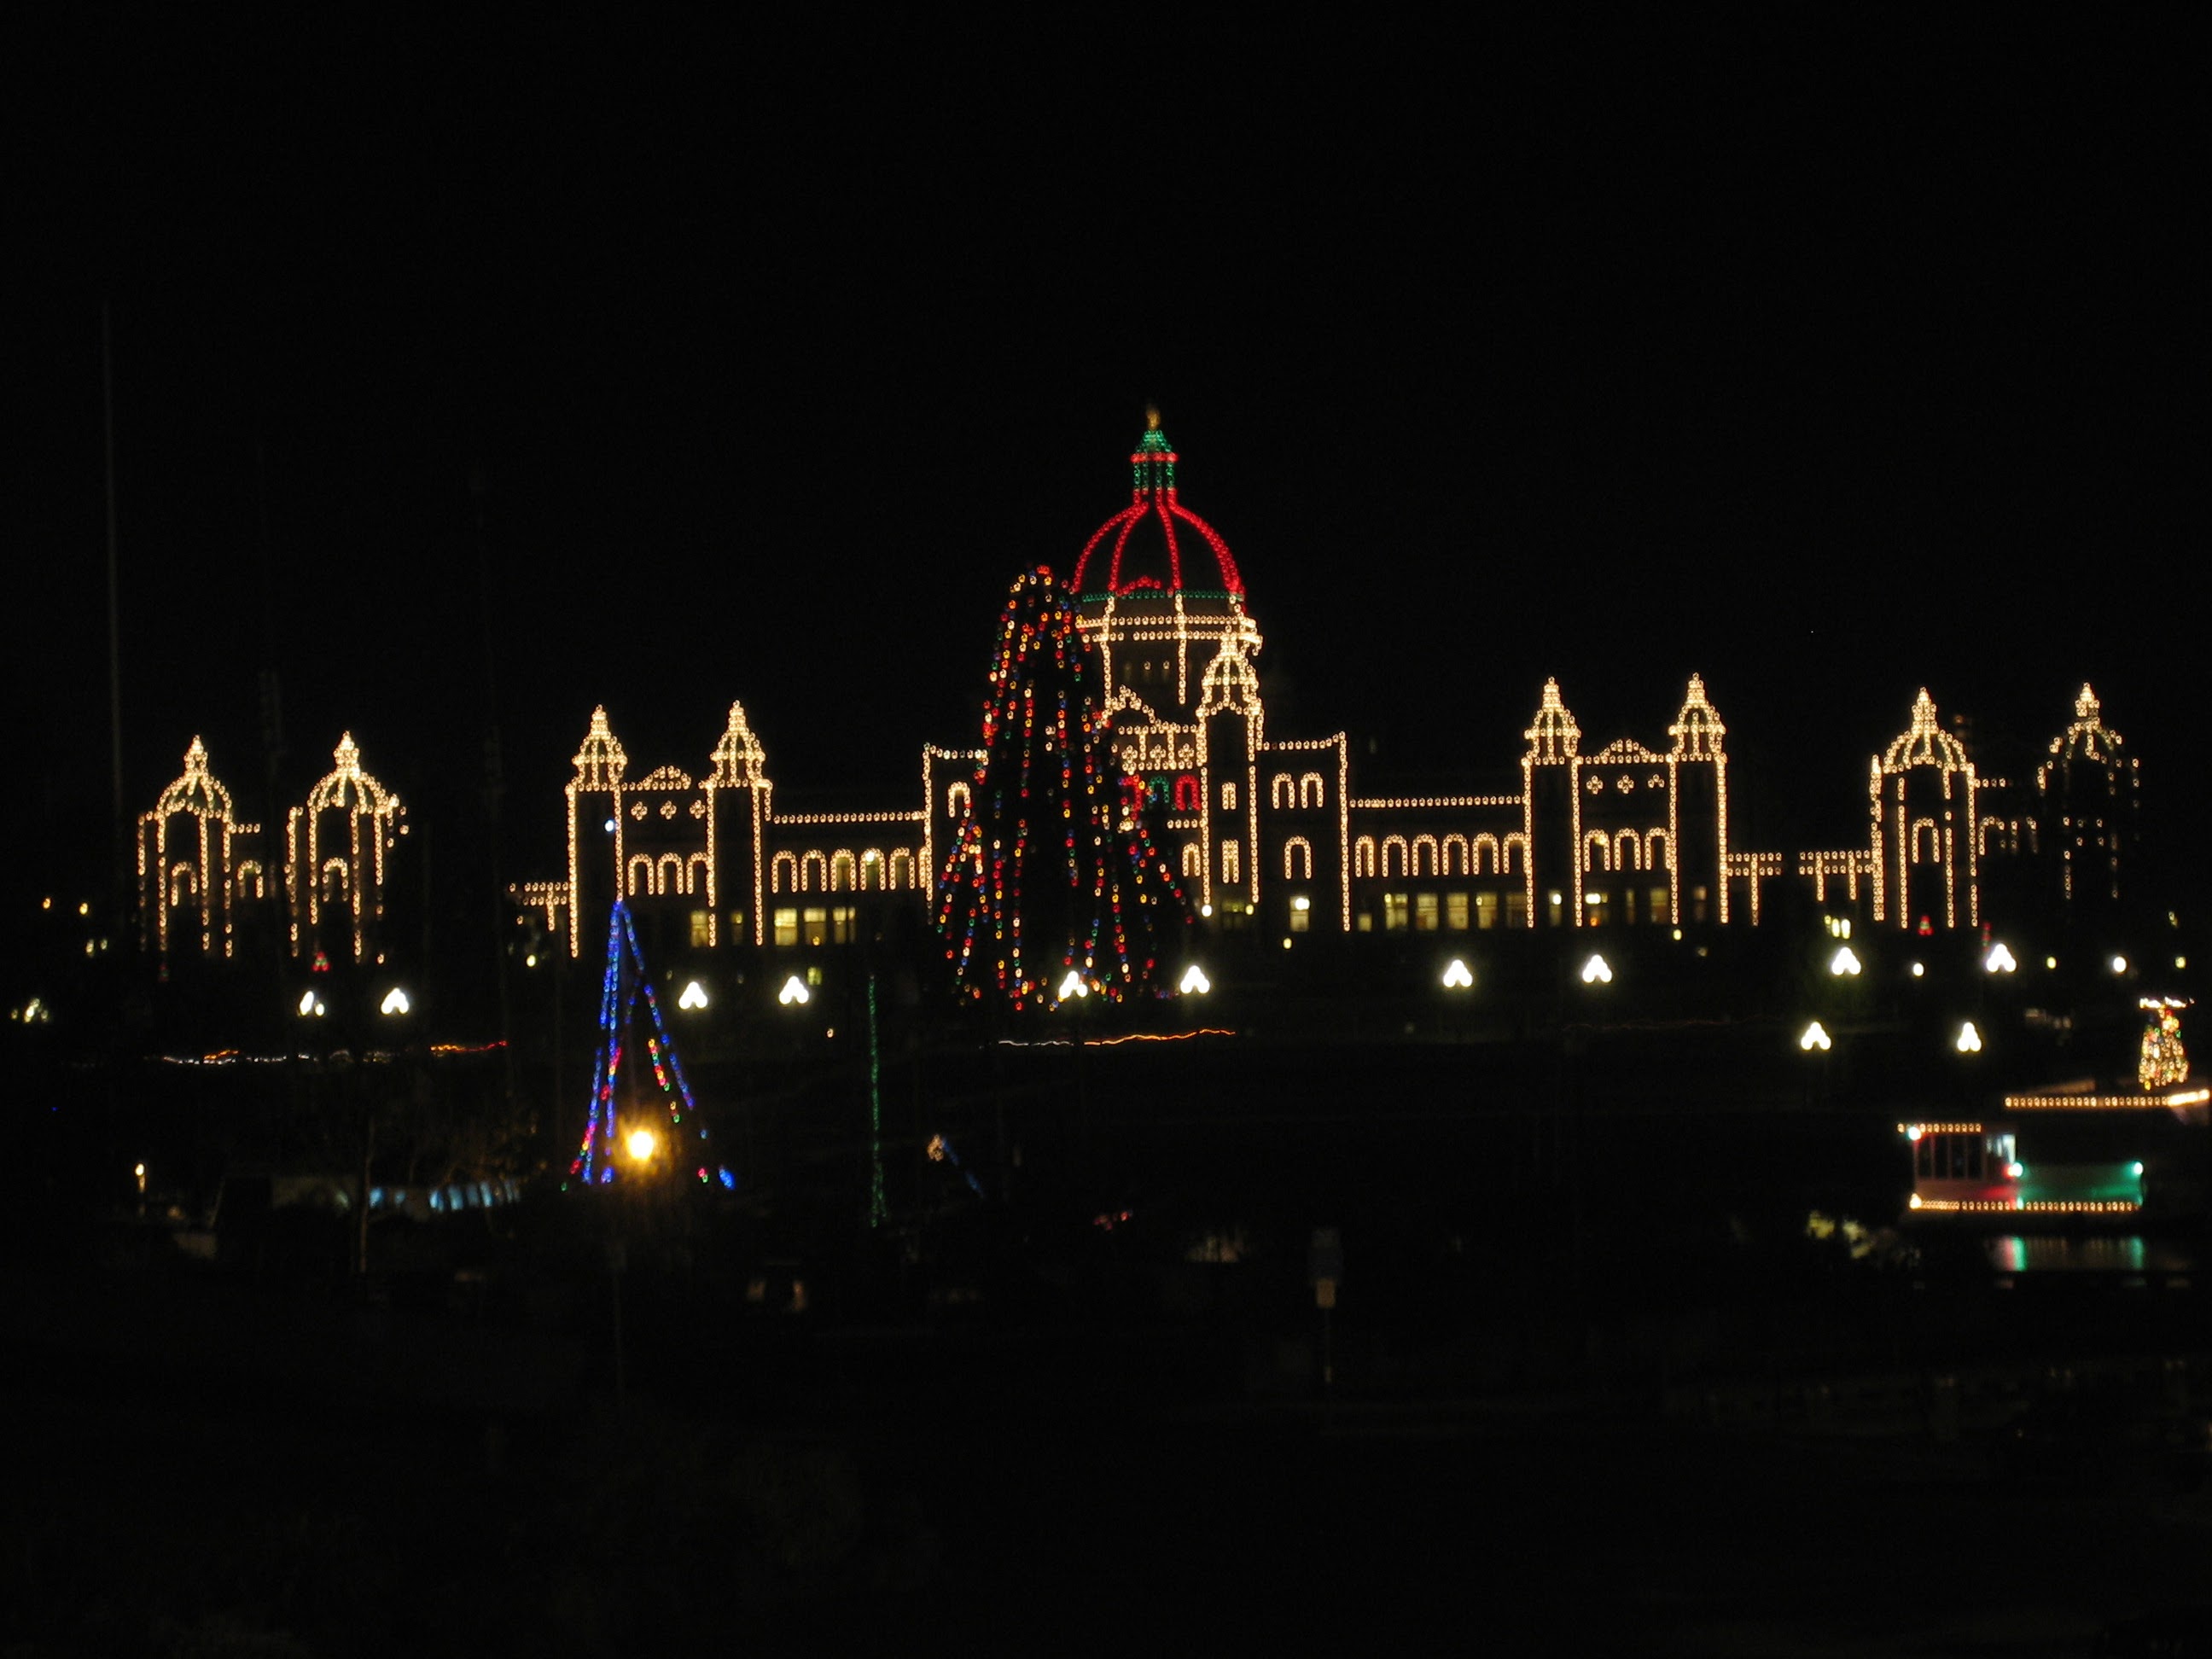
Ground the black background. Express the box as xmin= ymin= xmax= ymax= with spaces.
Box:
xmin=16 ymin=16 xmax=2202 ymax=901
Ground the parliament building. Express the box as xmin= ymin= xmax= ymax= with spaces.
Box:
xmin=139 ymin=417 xmax=2144 ymax=971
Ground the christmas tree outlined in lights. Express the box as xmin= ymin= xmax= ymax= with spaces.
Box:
xmin=568 ymin=898 xmax=733 ymax=1190
xmin=934 ymin=566 xmax=1187 ymax=1010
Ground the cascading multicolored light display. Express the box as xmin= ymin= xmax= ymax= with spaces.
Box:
xmin=934 ymin=567 xmax=1187 ymax=1010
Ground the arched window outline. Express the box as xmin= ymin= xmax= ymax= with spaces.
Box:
xmin=656 ymin=853 xmax=687 ymax=895
xmin=771 ymin=852 xmax=799 ymax=894
xmin=1583 ymin=830 xmax=1612 ymax=872
xmin=1473 ymin=834 xmax=1503 ymax=876
xmin=1272 ymin=774 xmax=1296 ymax=809
xmin=946 ymin=781 xmax=971 ymax=819
xmin=801 ymin=851 xmax=829 ymax=892
xmin=1300 ymin=772 xmax=1325 ymax=809
xmin=626 ymin=853 xmax=655 ymax=896
xmin=1382 ymin=835 xmax=1409 ymax=878
xmin=1221 ymin=840 xmax=1241 ymax=882
xmin=830 ymin=850 xmax=858 ymax=891
xmin=1412 ymin=835 xmax=1439 ymax=878
xmin=1646 ymin=828 xmax=1671 ymax=870
xmin=1912 ymin=818 xmax=1941 ymax=864
xmin=1173 ymin=775 xmax=1202 ymax=813
xmin=1441 ymin=835 xmax=1469 ymax=876
xmin=888 ymin=849 xmax=915 ymax=889
xmin=170 ymin=863 xmax=197 ymax=907
xmin=1181 ymin=842 xmax=1202 ymax=878
xmin=323 ymin=857 xmax=351 ymax=904
xmin=1615 ymin=830 xmax=1644 ymax=872
xmin=1353 ymin=836 xmax=1377 ymax=878
xmin=688 ymin=853 xmax=711 ymax=894
xmin=1502 ymin=834 xmax=1528 ymax=875
xmin=1283 ymin=837 xmax=1313 ymax=881
xmin=235 ymin=860 xmax=265 ymax=902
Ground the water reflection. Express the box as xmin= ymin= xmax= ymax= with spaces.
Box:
xmin=1984 ymin=1235 xmax=2195 ymax=1274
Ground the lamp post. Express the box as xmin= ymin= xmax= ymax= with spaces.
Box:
xmin=1441 ymin=958 xmax=1474 ymax=1043
xmin=1059 ymin=970 xmax=1091 ymax=1162
xmin=1800 ymin=1020 xmax=1833 ymax=1109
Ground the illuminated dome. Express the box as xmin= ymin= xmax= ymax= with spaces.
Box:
xmin=1523 ymin=680 xmax=1582 ymax=764
xmin=154 ymin=737 xmax=236 ymax=822
xmin=1668 ymin=674 xmax=1726 ymax=759
xmin=2052 ymin=683 xmax=2122 ymax=765
xmin=1882 ymin=689 xmax=1970 ymax=773
xmin=707 ymin=700 xmax=767 ymax=787
xmin=1070 ymin=413 xmax=1260 ymax=725
xmin=304 ymin=734 xmax=399 ymax=817
xmin=1071 ymin=410 xmax=1244 ymax=598
xmin=573 ymin=706 xmax=629 ymax=789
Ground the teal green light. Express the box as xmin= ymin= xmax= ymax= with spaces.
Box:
xmin=866 ymin=974 xmax=886 ymax=1229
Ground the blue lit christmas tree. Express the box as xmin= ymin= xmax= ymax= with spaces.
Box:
xmin=934 ymin=566 xmax=1186 ymax=1010
xmin=568 ymin=899 xmax=733 ymax=1189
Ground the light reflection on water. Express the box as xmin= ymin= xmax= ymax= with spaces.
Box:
xmin=1984 ymin=1235 xmax=2196 ymax=1274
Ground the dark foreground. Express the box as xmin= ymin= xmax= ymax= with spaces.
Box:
xmin=5 ymin=1249 xmax=2208 ymax=1659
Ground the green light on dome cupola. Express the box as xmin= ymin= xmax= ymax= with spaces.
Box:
xmin=1132 ymin=405 xmax=1177 ymax=497
xmin=1074 ymin=409 xmax=1245 ymax=598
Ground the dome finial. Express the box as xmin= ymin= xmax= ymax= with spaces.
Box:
xmin=1145 ymin=405 xmax=1161 ymax=432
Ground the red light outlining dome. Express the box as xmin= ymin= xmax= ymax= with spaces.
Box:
xmin=1071 ymin=411 xmax=1244 ymax=597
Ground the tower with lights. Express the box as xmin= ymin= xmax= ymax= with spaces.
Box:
xmin=138 ymin=737 xmax=262 ymax=958
xmin=2037 ymin=683 xmax=2139 ymax=922
xmin=285 ymin=733 xmax=405 ymax=965
xmin=1872 ymin=690 xmax=1979 ymax=933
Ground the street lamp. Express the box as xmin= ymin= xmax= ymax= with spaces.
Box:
xmin=297 ymin=989 xmax=327 ymax=1017
xmin=1800 ymin=1021 xmax=1832 ymax=1052
xmin=380 ymin=987 xmax=410 ymax=1016
xmin=1983 ymin=943 xmax=2017 ymax=975
xmin=678 ymin=980 xmax=709 ymax=1010
xmin=1580 ymin=953 xmax=1612 ymax=986
xmin=778 ymin=975 xmax=811 ymax=1006
xmin=1057 ymin=970 xmax=1090 ymax=1003
xmin=1829 ymin=946 xmax=1861 ymax=977
xmin=1955 ymin=1021 xmax=1982 ymax=1054
xmin=1441 ymin=958 xmax=1475 ymax=990
xmin=626 ymin=1127 xmax=658 ymax=1165
xmin=1179 ymin=964 xmax=1211 ymax=996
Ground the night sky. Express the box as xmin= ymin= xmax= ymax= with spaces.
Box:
xmin=18 ymin=20 xmax=2202 ymax=902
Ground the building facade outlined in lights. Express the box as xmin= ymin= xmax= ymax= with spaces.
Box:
xmin=137 ymin=733 xmax=409 ymax=964
xmin=504 ymin=414 xmax=2142 ymax=958
xmin=136 ymin=416 xmax=2145 ymax=964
